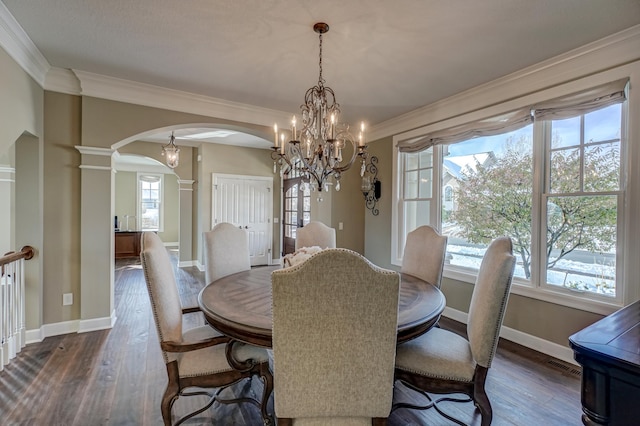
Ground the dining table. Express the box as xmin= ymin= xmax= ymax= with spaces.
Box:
xmin=197 ymin=264 xmax=445 ymax=425
xmin=198 ymin=264 xmax=446 ymax=348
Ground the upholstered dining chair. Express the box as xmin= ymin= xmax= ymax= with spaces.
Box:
xmin=271 ymin=248 xmax=400 ymax=425
xmin=203 ymin=222 xmax=251 ymax=284
xmin=401 ymin=225 xmax=448 ymax=289
xmin=140 ymin=231 xmax=272 ymax=426
xmin=295 ymin=220 xmax=336 ymax=250
xmin=394 ymin=236 xmax=516 ymax=426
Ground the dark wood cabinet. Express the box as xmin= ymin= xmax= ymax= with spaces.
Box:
xmin=114 ymin=231 xmax=142 ymax=258
xmin=569 ymin=300 xmax=640 ymax=425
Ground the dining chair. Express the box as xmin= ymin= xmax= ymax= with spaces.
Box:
xmin=401 ymin=225 xmax=448 ymax=289
xmin=295 ymin=220 xmax=336 ymax=250
xmin=140 ymin=231 xmax=272 ymax=426
xmin=203 ymin=222 xmax=251 ymax=284
xmin=393 ymin=236 xmax=516 ymax=426
xmin=271 ymin=248 xmax=400 ymax=425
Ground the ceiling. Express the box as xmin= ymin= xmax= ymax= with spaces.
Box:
xmin=2 ymin=0 xmax=640 ymax=145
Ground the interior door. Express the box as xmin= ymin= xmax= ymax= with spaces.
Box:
xmin=245 ymin=179 xmax=271 ymax=265
xmin=212 ymin=174 xmax=272 ymax=266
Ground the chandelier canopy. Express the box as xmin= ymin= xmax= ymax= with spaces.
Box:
xmin=271 ymin=22 xmax=368 ymax=194
xmin=162 ymin=131 xmax=180 ymax=168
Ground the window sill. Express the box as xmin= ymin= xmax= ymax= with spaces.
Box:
xmin=443 ymin=267 xmax=621 ymax=316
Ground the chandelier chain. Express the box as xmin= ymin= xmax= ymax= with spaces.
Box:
xmin=318 ymin=33 xmax=324 ymax=85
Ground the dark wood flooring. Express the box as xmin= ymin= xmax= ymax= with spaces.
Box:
xmin=0 ymin=249 xmax=583 ymax=425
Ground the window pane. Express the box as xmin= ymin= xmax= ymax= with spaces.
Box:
xmin=551 ymin=116 xmax=580 ymax=148
xmin=546 ymin=195 xmax=617 ymax=297
xmin=443 ymin=126 xmax=533 ymax=278
xmin=406 ymin=154 xmax=418 ymax=171
xmin=418 ymin=169 xmax=432 ymax=198
xmin=584 ymin=142 xmax=620 ymax=192
xmin=404 ymin=200 xmax=431 ymax=236
xmin=549 ymin=148 xmax=580 ymax=193
xmin=585 ymin=104 xmax=621 ymax=143
xmin=405 ymin=171 xmax=418 ymax=199
xmin=419 ymin=150 xmax=432 ymax=168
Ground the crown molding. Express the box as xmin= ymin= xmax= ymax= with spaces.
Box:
xmin=75 ymin=146 xmax=115 ymax=156
xmin=44 ymin=67 xmax=81 ymax=95
xmin=72 ymin=70 xmax=291 ymax=127
xmin=370 ymin=24 xmax=640 ymax=142
xmin=0 ymin=2 xmax=50 ymax=86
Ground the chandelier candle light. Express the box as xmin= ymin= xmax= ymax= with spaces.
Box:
xmin=271 ymin=23 xmax=369 ymax=196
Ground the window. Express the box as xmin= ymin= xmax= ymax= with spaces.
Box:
xmin=402 ymin=149 xmax=434 ymax=237
xmin=393 ymin=79 xmax=628 ymax=310
xmin=138 ymin=174 xmax=163 ymax=231
xmin=543 ymin=104 xmax=621 ymax=297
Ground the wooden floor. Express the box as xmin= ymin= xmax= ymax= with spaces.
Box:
xmin=0 ymin=249 xmax=584 ymax=425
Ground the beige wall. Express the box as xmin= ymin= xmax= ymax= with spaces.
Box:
xmin=0 ymin=47 xmax=42 ymax=155
xmin=114 ymin=172 xmax=136 ymax=229
xmin=0 ymin=46 xmax=44 ymax=330
xmin=43 ymin=91 xmax=82 ymax=324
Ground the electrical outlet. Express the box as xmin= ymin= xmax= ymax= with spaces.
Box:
xmin=63 ymin=293 xmax=73 ymax=306
xmin=338 ymin=222 xmax=344 ymax=230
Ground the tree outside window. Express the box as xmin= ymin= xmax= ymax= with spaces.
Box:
xmin=437 ymin=103 xmax=621 ymax=298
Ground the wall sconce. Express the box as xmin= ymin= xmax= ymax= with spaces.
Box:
xmin=361 ymin=155 xmax=381 ymax=216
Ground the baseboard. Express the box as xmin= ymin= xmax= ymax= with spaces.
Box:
xmin=25 ymin=311 xmax=117 ymax=344
xmin=178 ymin=260 xmax=197 ymax=268
xmin=271 ymin=257 xmax=282 ymax=266
xmin=78 ymin=310 xmax=117 ymax=333
xmin=164 ymin=242 xmax=179 ymax=247
xmin=442 ymin=307 xmax=578 ymax=366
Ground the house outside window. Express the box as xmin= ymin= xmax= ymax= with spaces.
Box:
xmin=392 ymin=78 xmax=628 ymax=311
xmin=138 ymin=174 xmax=163 ymax=231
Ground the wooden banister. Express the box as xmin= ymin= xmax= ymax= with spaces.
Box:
xmin=1 ymin=246 xmax=35 ymax=270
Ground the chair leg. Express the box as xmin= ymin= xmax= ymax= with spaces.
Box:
xmin=162 ymin=362 xmax=181 ymax=426
xmin=259 ymin=364 xmax=275 ymax=425
xmin=372 ymin=418 xmax=387 ymax=426
xmin=473 ymin=367 xmax=493 ymax=426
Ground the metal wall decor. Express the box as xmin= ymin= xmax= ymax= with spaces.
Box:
xmin=361 ymin=155 xmax=380 ymax=215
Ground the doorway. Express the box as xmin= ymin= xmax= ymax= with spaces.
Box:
xmin=212 ymin=173 xmax=273 ymax=266
xmin=282 ymin=176 xmax=311 ymax=255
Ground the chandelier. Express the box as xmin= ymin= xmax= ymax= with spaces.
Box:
xmin=162 ymin=131 xmax=180 ymax=168
xmin=271 ymin=22 xmax=369 ymax=194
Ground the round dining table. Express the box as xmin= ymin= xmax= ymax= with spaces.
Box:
xmin=198 ymin=265 xmax=446 ymax=348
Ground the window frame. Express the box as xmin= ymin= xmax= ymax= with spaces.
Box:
xmin=137 ymin=172 xmax=164 ymax=232
xmin=391 ymin=72 xmax=635 ymax=315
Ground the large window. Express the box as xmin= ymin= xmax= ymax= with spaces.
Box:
xmin=394 ymin=80 xmax=628 ymax=309
xmin=138 ymin=174 xmax=163 ymax=231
